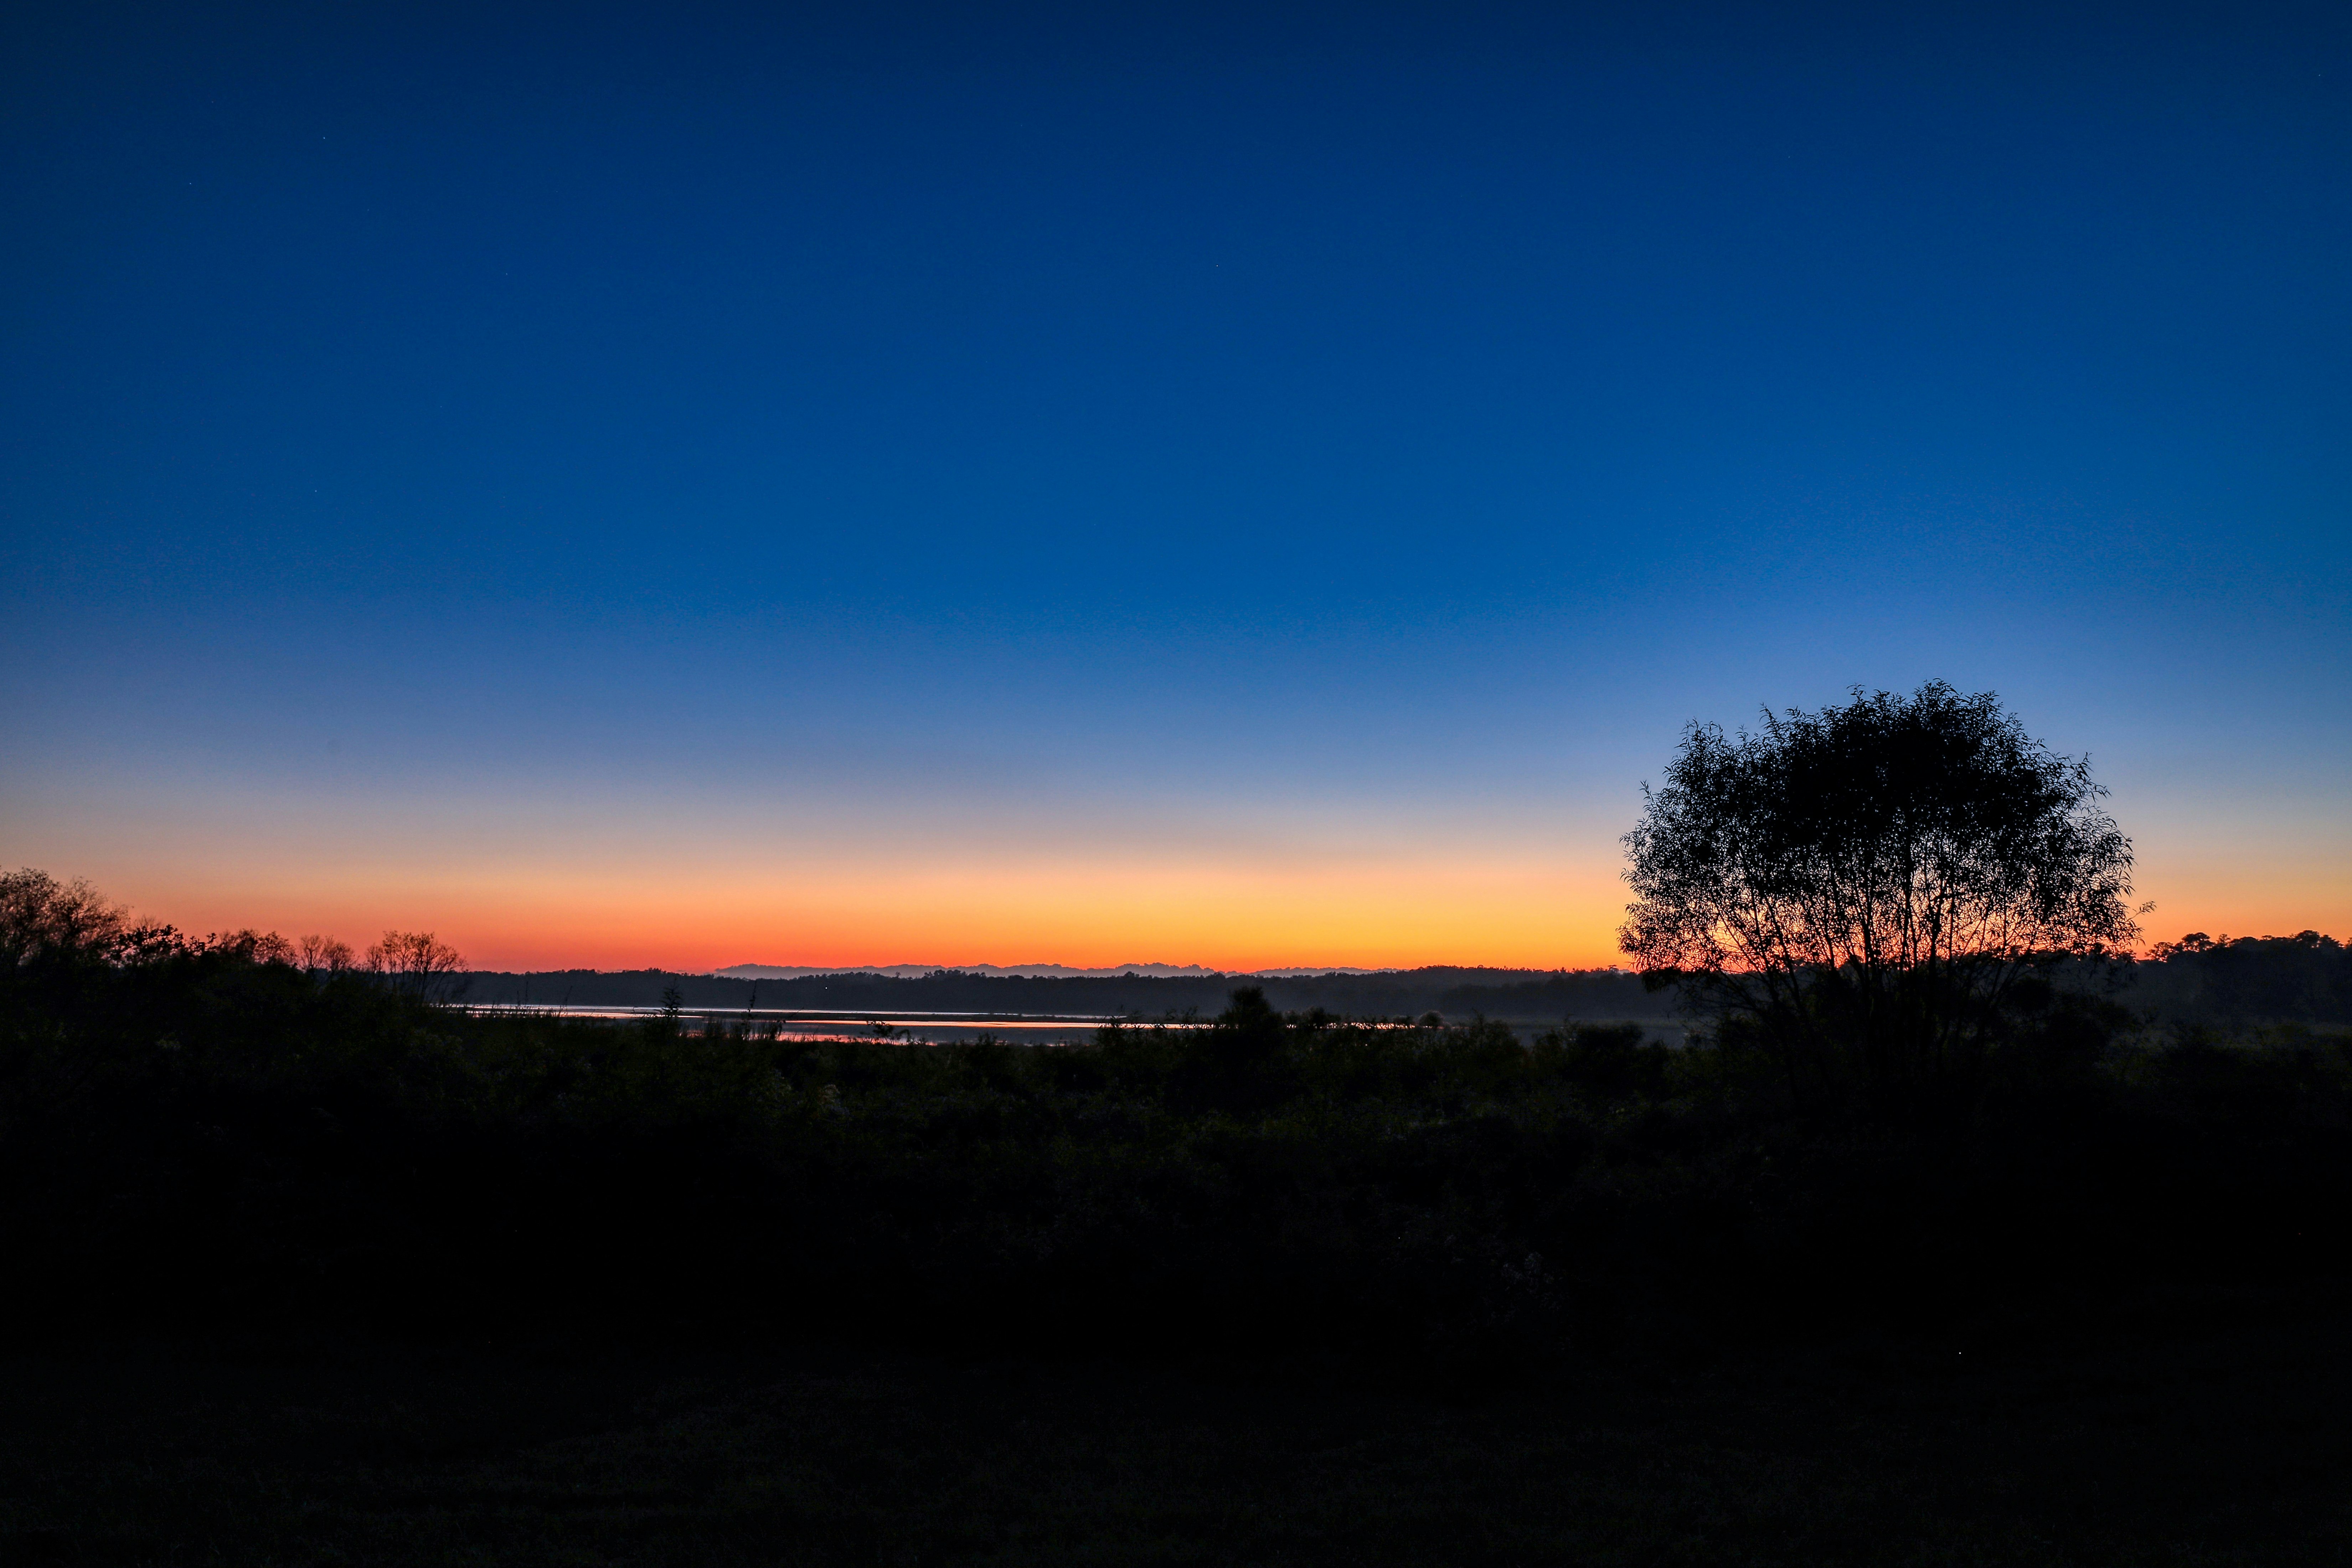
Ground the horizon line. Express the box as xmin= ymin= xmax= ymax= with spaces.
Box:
xmin=479 ymin=961 xmax=1643 ymax=980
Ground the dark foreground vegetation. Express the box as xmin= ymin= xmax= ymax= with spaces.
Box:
xmin=12 ymin=1305 xmax=2352 ymax=1566
xmin=5 ymin=915 xmax=2351 ymax=1562
xmin=11 ymin=915 xmax=2350 ymax=1362
xmin=7 ymin=670 xmax=2350 ymax=1565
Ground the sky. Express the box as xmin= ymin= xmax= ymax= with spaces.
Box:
xmin=3 ymin=1 xmax=2347 ymax=972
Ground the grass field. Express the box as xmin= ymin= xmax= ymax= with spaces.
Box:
xmin=7 ymin=1285 xmax=2348 ymax=1566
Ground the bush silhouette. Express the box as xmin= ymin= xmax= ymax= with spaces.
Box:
xmin=1532 ymin=1021 xmax=1670 ymax=1100
xmin=1170 ymin=985 xmax=1300 ymax=1112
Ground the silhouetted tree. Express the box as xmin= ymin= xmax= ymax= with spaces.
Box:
xmin=0 ymin=869 xmax=132 ymax=969
xmin=367 ymin=930 xmax=470 ymax=1002
xmin=207 ymin=929 xmax=295 ymax=965
xmin=1620 ymin=683 xmax=2138 ymax=1109
xmin=296 ymin=933 xmax=356 ymax=975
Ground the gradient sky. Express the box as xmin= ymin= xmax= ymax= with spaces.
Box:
xmin=4 ymin=2 xmax=2347 ymax=971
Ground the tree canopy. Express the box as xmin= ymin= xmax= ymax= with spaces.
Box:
xmin=1619 ymin=683 xmax=2138 ymax=1102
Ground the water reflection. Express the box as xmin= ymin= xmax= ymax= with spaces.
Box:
xmin=461 ymin=1002 xmax=1187 ymax=1045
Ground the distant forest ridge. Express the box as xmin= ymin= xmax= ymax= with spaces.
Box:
xmin=713 ymin=962 xmax=1412 ymax=980
xmin=457 ymin=936 xmax=2352 ymax=1025
xmin=459 ymin=966 xmax=1669 ymax=1020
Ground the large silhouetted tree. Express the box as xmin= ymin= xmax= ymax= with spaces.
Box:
xmin=1619 ymin=683 xmax=2138 ymax=1106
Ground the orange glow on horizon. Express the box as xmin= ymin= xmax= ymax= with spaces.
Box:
xmin=40 ymin=847 xmax=1634 ymax=972
xmin=11 ymin=780 xmax=2344 ymax=975
xmin=50 ymin=857 xmax=2350 ymax=975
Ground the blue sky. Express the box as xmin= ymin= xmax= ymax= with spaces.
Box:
xmin=4 ymin=2 xmax=2346 ymax=967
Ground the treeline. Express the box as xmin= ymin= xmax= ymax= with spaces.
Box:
xmin=2135 ymin=931 xmax=2352 ymax=1026
xmin=460 ymin=940 xmax=2352 ymax=1027
xmin=460 ymin=967 xmax=1677 ymax=1020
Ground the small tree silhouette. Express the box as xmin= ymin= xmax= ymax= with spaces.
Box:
xmin=367 ymin=931 xmax=470 ymax=1002
xmin=296 ymin=934 xmax=356 ymax=975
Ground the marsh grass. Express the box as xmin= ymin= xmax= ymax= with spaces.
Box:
xmin=7 ymin=939 xmax=2352 ymax=1382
